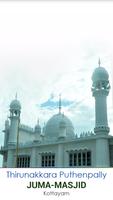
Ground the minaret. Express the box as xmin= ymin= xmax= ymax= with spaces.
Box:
xmin=31 ymin=120 xmax=41 ymax=167
xmin=92 ymin=59 xmax=110 ymax=134
xmin=7 ymin=96 xmax=21 ymax=167
xmin=8 ymin=96 xmax=21 ymax=145
xmin=58 ymin=95 xmax=66 ymax=138
xmin=91 ymin=60 xmax=110 ymax=167
xmin=34 ymin=119 xmax=41 ymax=141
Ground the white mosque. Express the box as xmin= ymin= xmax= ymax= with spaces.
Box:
xmin=0 ymin=62 xmax=113 ymax=168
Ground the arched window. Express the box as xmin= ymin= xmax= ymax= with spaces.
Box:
xmin=17 ymin=155 xmax=30 ymax=168
xmin=69 ymin=150 xmax=91 ymax=167
xmin=41 ymin=153 xmax=55 ymax=167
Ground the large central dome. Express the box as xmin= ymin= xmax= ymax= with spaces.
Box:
xmin=45 ymin=113 xmax=75 ymax=138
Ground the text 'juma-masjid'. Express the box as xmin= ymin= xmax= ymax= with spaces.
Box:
xmin=0 ymin=61 xmax=113 ymax=168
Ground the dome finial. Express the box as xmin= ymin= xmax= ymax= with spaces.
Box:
xmin=59 ymin=94 xmax=62 ymax=114
xmin=98 ymin=58 xmax=101 ymax=67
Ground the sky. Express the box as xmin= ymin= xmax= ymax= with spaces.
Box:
xmin=0 ymin=1 xmax=113 ymax=167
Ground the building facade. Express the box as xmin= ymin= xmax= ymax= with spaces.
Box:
xmin=0 ymin=63 xmax=113 ymax=168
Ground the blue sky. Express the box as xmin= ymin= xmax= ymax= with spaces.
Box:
xmin=0 ymin=1 xmax=113 ymax=166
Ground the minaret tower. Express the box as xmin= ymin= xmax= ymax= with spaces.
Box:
xmin=7 ymin=95 xmax=21 ymax=167
xmin=8 ymin=95 xmax=21 ymax=145
xmin=92 ymin=59 xmax=110 ymax=133
xmin=58 ymin=94 xmax=66 ymax=138
xmin=34 ymin=119 xmax=41 ymax=141
xmin=92 ymin=59 xmax=110 ymax=167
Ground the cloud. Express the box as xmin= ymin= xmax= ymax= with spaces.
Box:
xmin=40 ymin=94 xmax=74 ymax=110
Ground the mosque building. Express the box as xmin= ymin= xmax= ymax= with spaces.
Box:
xmin=0 ymin=61 xmax=113 ymax=168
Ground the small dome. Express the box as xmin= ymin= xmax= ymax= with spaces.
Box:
xmin=45 ymin=113 xmax=75 ymax=138
xmin=10 ymin=99 xmax=21 ymax=110
xmin=92 ymin=67 xmax=109 ymax=82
